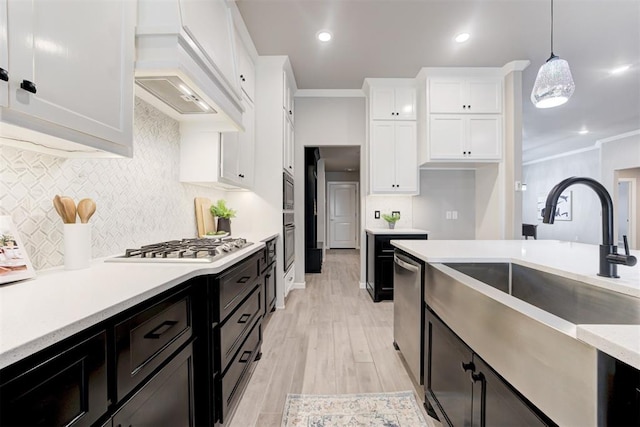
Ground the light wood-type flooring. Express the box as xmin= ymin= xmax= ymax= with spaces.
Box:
xmin=229 ymin=249 xmax=438 ymax=427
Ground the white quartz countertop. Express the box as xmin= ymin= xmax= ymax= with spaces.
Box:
xmin=365 ymin=228 xmax=429 ymax=235
xmin=0 ymin=232 xmax=278 ymax=369
xmin=391 ymin=239 xmax=640 ymax=369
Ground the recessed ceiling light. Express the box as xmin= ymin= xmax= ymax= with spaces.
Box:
xmin=610 ymin=65 xmax=631 ymax=75
xmin=578 ymin=129 xmax=589 ymax=135
xmin=455 ymin=33 xmax=470 ymax=43
xmin=317 ymin=31 xmax=332 ymax=42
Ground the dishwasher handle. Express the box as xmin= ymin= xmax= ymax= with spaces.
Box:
xmin=394 ymin=254 xmax=420 ymax=273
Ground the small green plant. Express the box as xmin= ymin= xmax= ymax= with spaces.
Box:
xmin=210 ymin=199 xmax=237 ymax=219
xmin=382 ymin=212 xmax=400 ymax=223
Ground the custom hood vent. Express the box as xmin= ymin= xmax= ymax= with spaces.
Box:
xmin=135 ymin=76 xmax=216 ymax=115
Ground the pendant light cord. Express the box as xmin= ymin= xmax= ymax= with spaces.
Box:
xmin=550 ymin=0 xmax=554 ymax=55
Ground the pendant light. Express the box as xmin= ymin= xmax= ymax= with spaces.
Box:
xmin=531 ymin=0 xmax=575 ymax=108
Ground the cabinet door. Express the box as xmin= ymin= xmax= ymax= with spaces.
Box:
xmin=0 ymin=0 xmax=7 ymax=108
xmin=394 ymin=121 xmax=418 ymax=193
xmin=394 ymin=87 xmax=416 ymax=120
xmin=112 ymin=343 xmax=195 ymax=427
xmin=429 ymin=115 xmax=466 ymax=159
xmin=220 ymin=131 xmax=240 ymax=184
xmin=467 ymin=116 xmax=501 ymax=159
xmin=427 ymin=310 xmax=474 ymax=427
xmin=7 ymin=0 xmax=134 ymax=148
xmin=0 ymin=331 xmax=108 ymax=427
xmin=370 ymin=121 xmax=396 ymax=192
xmin=467 ymin=80 xmax=502 ymax=113
xmin=474 ymin=356 xmax=548 ymax=427
xmin=238 ymin=97 xmax=255 ymax=188
xmin=235 ymin=28 xmax=255 ymax=102
xmin=371 ymin=87 xmax=396 ymax=120
xmin=285 ymin=115 xmax=295 ymax=174
xmin=377 ymin=255 xmax=395 ymax=294
xmin=429 ymin=79 xmax=465 ymax=113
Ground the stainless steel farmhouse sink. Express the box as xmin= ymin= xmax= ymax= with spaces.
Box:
xmin=425 ymin=262 xmax=640 ymax=426
xmin=444 ymin=262 xmax=640 ymax=325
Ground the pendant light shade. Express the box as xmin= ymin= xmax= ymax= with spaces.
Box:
xmin=531 ymin=55 xmax=575 ymax=108
xmin=531 ymin=0 xmax=575 ymax=108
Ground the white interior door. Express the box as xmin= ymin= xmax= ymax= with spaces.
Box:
xmin=328 ymin=182 xmax=358 ymax=249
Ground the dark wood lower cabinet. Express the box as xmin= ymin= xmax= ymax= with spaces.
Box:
xmin=0 ymin=330 xmax=108 ymax=427
xmin=425 ymin=308 xmax=553 ymax=427
xmin=112 ymin=342 xmax=195 ymax=427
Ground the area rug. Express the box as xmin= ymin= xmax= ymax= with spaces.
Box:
xmin=281 ymin=390 xmax=430 ymax=427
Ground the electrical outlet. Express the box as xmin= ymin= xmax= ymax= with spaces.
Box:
xmin=452 ymin=211 xmax=458 ymax=220
xmin=392 ymin=211 xmax=400 ymax=217
xmin=446 ymin=211 xmax=452 ymax=220
xmin=374 ymin=211 xmax=380 ymax=219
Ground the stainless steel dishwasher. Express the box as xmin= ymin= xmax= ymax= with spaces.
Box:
xmin=393 ymin=251 xmax=423 ymax=385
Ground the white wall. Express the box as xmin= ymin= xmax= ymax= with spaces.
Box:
xmin=412 ymin=170 xmax=476 ymax=240
xmin=523 ymin=148 xmax=601 ymax=244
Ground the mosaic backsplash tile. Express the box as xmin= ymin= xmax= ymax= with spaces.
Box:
xmin=0 ymin=99 xmax=226 ymax=270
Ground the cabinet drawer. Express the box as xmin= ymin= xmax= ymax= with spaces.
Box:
xmin=217 ymin=253 xmax=260 ymax=321
xmin=218 ymin=321 xmax=261 ymax=424
xmin=115 ymin=290 xmax=192 ymax=401
xmin=113 ymin=342 xmax=195 ymax=427
xmin=219 ymin=287 xmax=262 ymax=372
xmin=0 ymin=331 xmax=108 ymax=427
xmin=378 ymin=234 xmax=428 ymax=252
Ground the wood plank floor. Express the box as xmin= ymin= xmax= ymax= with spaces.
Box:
xmin=229 ymin=249 xmax=439 ymax=427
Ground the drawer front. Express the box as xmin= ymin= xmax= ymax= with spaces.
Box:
xmin=219 ymin=287 xmax=262 ymax=371
xmin=378 ymin=234 xmax=428 ymax=252
xmin=218 ymin=253 xmax=260 ymax=321
xmin=219 ymin=321 xmax=261 ymax=424
xmin=116 ymin=291 xmax=192 ymax=401
xmin=0 ymin=331 xmax=108 ymax=427
xmin=113 ymin=342 xmax=195 ymax=427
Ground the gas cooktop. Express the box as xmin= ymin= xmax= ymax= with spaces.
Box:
xmin=105 ymin=237 xmax=253 ymax=263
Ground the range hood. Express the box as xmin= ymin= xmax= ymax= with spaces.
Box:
xmin=134 ymin=0 xmax=244 ymax=131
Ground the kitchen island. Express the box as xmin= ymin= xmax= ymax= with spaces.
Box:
xmin=391 ymin=239 xmax=640 ymax=427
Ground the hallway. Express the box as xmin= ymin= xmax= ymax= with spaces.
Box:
xmin=229 ymin=249 xmax=433 ymax=426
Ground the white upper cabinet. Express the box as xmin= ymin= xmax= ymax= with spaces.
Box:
xmin=221 ymin=96 xmax=254 ymax=188
xmin=0 ymin=0 xmax=7 ymax=108
xmin=235 ymin=27 xmax=255 ymax=103
xmin=371 ymin=87 xmax=416 ymax=120
xmin=370 ymin=121 xmax=418 ymax=194
xmin=283 ymin=70 xmax=294 ymax=124
xmin=429 ymin=115 xmax=502 ymax=160
xmin=1 ymin=0 xmax=135 ymax=157
xmin=429 ymin=78 xmax=502 ymax=114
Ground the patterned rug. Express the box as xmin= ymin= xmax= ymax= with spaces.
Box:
xmin=281 ymin=391 xmax=430 ymax=427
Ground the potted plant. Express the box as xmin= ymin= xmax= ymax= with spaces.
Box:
xmin=210 ymin=199 xmax=237 ymax=234
xmin=382 ymin=212 xmax=400 ymax=229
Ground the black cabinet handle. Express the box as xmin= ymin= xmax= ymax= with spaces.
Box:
xmin=0 ymin=68 xmax=7 ymax=82
xmin=236 ymin=276 xmax=250 ymax=284
xmin=289 ymin=110 xmax=292 ymax=115
xmin=265 ymin=274 xmax=272 ymax=278
xmin=20 ymin=79 xmax=37 ymax=94
xmin=468 ymin=105 xmax=471 ymax=109
xmin=471 ymin=372 xmax=485 ymax=383
xmin=237 ymin=313 xmax=251 ymax=324
xmin=239 ymin=350 xmax=252 ymax=363
xmin=461 ymin=361 xmax=475 ymax=372
xmin=468 ymin=151 xmax=471 ymax=155
xmin=144 ymin=320 xmax=178 ymax=339
xmin=238 ymin=174 xmax=245 ymax=178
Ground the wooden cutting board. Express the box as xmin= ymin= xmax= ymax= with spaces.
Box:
xmin=194 ymin=197 xmax=216 ymax=237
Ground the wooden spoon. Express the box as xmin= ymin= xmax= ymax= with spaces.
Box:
xmin=59 ymin=196 xmax=77 ymax=224
xmin=77 ymin=198 xmax=96 ymax=224
xmin=53 ymin=195 xmax=67 ymax=223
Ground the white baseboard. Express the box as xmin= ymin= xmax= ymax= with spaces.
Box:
xmin=293 ymin=281 xmax=306 ymax=289
xmin=359 ymin=281 xmax=366 ymax=289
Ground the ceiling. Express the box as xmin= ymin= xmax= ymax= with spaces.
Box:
xmin=318 ymin=146 xmax=360 ymax=172
xmin=236 ymin=0 xmax=640 ymax=163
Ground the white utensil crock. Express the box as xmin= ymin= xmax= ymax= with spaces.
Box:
xmin=64 ymin=223 xmax=91 ymax=270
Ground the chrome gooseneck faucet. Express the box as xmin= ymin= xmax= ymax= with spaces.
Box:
xmin=543 ymin=176 xmax=637 ymax=278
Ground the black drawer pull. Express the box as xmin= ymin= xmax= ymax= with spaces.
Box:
xmin=144 ymin=320 xmax=178 ymax=339
xmin=238 ymin=313 xmax=251 ymax=324
xmin=239 ymin=350 xmax=252 ymax=363
xmin=237 ymin=276 xmax=250 ymax=284
xmin=0 ymin=68 xmax=7 ymax=81
xmin=265 ymin=274 xmax=272 ymax=279
xmin=20 ymin=79 xmax=37 ymax=94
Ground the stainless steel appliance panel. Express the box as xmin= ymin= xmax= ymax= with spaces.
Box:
xmin=283 ymin=172 xmax=294 ymax=210
xmin=283 ymin=213 xmax=295 ymax=272
xmin=393 ymin=252 xmax=423 ymax=384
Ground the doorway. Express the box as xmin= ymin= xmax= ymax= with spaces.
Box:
xmin=327 ymin=182 xmax=359 ymax=248
xmin=617 ymin=177 xmax=637 ymax=249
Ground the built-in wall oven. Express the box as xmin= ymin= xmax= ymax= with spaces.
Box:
xmin=283 ymin=172 xmax=294 ymax=211
xmin=283 ymin=212 xmax=295 ymax=272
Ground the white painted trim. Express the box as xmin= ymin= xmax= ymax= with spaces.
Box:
xmin=618 ymin=177 xmax=637 ymax=250
xmin=295 ymin=89 xmax=365 ymax=98
xmin=501 ymin=60 xmax=531 ymax=75
xmin=596 ymin=129 xmax=640 ymax=145
xmin=523 ymin=145 xmax=600 ymax=166
xmin=359 ymin=281 xmax=366 ymax=289
xmin=292 ymin=281 xmax=306 ymax=290
xmin=327 ymin=181 xmax=360 ymax=249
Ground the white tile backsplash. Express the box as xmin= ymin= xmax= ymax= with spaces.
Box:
xmin=0 ymin=98 xmax=227 ymax=270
